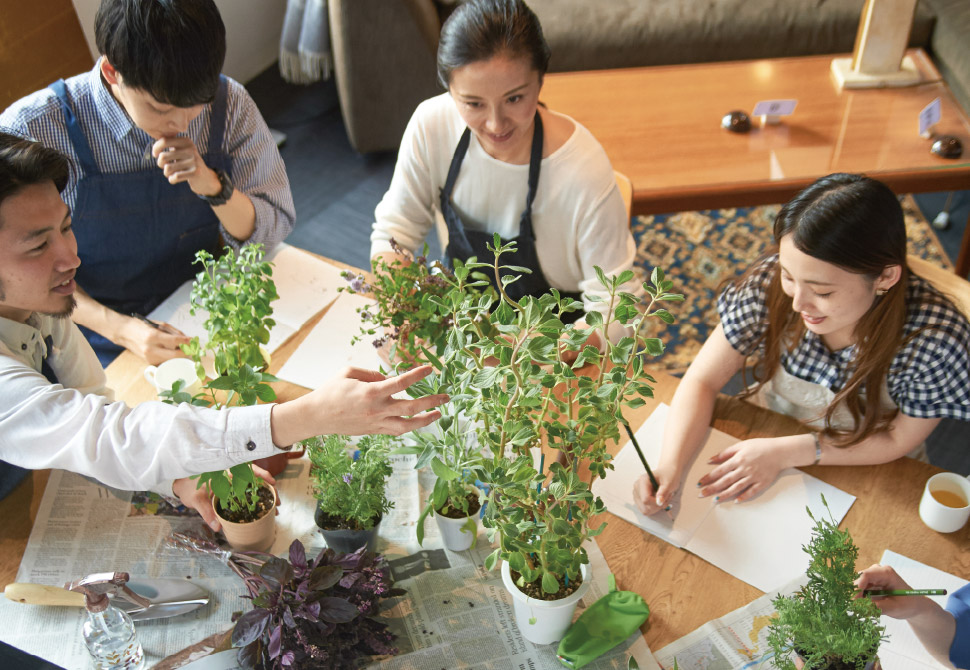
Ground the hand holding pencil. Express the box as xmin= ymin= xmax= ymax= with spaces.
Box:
xmin=626 ymin=423 xmax=675 ymax=518
xmin=855 ymin=564 xmax=946 ymax=619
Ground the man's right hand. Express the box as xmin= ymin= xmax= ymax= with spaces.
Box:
xmin=118 ymin=316 xmax=191 ymax=364
xmin=270 ymin=365 xmax=448 ymax=447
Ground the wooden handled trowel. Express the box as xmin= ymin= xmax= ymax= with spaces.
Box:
xmin=4 ymin=578 xmax=209 ymax=621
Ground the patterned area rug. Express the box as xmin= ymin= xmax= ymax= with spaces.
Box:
xmin=632 ymin=195 xmax=953 ymax=374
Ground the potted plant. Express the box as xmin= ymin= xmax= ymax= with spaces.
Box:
xmin=767 ymin=495 xmax=886 ymax=670
xmin=164 ymin=244 xmax=282 ymax=551
xmin=403 ymin=404 xmax=484 ymax=552
xmin=303 ymin=434 xmax=395 ymax=554
xmin=340 ymin=239 xmax=484 ymax=365
xmin=402 ymin=236 xmax=681 ymax=643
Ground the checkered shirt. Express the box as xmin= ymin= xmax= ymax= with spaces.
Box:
xmin=718 ymin=255 xmax=970 ymax=421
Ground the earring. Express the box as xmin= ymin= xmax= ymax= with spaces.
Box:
xmin=876 ymin=288 xmax=888 ymax=296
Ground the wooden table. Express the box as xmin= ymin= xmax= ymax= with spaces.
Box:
xmin=2 ymin=256 xmax=968 ymax=654
xmin=541 ymin=49 xmax=970 ymax=276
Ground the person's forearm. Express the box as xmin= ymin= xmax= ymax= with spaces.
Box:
xmin=73 ymin=285 xmax=128 ymax=343
xmin=815 ymin=426 xmax=926 ymax=467
xmin=660 ymin=376 xmax=720 ymax=479
xmin=907 ymin=599 xmax=958 ymax=667
xmin=211 ymin=188 xmax=257 ymax=242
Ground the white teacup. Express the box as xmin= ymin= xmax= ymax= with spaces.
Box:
xmin=918 ymin=472 xmax=970 ymax=533
xmin=144 ymin=358 xmax=203 ymax=399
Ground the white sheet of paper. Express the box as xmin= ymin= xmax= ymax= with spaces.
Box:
xmin=275 ymin=292 xmax=383 ymax=390
xmin=148 ymin=243 xmax=344 ymax=355
xmin=918 ymin=97 xmax=942 ymax=137
xmin=593 ymin=403 xmax=856 ymax=591
xmin=877 ymin=549 xmax=967 ymax=670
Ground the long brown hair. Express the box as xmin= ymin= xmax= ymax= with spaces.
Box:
xmin=738 ymin=174 xmax=908 ymax=446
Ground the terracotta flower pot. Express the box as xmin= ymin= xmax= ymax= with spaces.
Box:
xmin=501 ymin=561 xmax=590 ymax=645
xmin=213 ymin=485 xmax=277 ymax=552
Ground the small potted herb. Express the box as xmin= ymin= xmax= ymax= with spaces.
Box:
xmin=767 ymin=495 xmax=886 ymax=670
xmin=303 ymin=434 xmax=395 ymax=554
xmin=340 ymin=239 xmax=479 ymax=365
xmin=165 ymin=244 xmax=281 ymax=551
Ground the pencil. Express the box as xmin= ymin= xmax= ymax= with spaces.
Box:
xmin=864 ymin=589 xmax=948 ymax=597
xmin=623 ymin=423 xmax=672 ymax=514
xmin=131 ymin=312 xmax=165 ymax=331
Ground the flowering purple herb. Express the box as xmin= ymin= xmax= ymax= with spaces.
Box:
xmin=349 ymin=275 xmax=366 ymax=293
xmin=342 ymin=473 xmax=353 ymax=484
xmin=360 ymin=309 xmax=372 ymax=321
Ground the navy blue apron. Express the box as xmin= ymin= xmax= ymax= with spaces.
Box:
xmin=49 ymin=77 xmax=231 ymax=366
xmin=440 ymin=112 xmax=582 ymax=322
xmin=0 ymin=336 xmax=58 ymax=501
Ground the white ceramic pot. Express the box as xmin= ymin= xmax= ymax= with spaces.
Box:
xmin=501 ymin=561 xmax=590 ymax=645
xmin=434 ymin=512 xmax=478 ymax=551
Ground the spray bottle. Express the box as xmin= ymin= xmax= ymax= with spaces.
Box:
xmin=64 ymin=572 xmax=148 ymax=670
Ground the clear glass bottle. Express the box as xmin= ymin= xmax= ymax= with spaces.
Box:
xmin=65 ymin=573 xmax=147 ymax=670
xmin=81 ymin=605 xmax=145 ymax=670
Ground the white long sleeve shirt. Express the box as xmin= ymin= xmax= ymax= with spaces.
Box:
xmin=0 ymin=313 xmax=278 ymax=494
xmin=371 ymin=94 xmax=639 ymax=340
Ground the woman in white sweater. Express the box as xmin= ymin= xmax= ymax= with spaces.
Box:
xmin=370 ymin=0 xmax=636 ymax=345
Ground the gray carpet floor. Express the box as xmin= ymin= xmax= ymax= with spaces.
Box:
xmin=246 ymin=65 xmax=969 ymax=476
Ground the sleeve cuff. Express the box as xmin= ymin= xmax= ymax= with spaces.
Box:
xmin=224 ymin=403 xmax=278 ymax=462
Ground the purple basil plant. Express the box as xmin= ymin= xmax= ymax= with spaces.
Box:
xmin=231 ymin=539 xmax=403 ymax=669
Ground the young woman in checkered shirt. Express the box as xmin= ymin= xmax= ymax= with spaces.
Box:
xmin=634 ymin=173 xmax=970 ymax=516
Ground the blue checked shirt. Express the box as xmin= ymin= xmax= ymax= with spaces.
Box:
xmin=0 ymin=60 xmax=295 ymax=251
xmin=718 ymin=255 xmax=970 ymax=421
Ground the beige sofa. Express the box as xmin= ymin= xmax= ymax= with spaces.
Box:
xmin=329 ymin=0 xmax=967 ymax=154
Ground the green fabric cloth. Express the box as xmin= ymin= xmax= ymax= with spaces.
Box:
xmin=556 ymin=574 xmax=649 ymax=669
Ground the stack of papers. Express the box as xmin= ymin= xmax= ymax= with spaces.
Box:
xmin=592 ymin=403 xmax=856 ymax=591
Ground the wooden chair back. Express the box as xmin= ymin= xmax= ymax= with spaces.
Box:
xmin=908 ymin=255 xmax=970 ymax=319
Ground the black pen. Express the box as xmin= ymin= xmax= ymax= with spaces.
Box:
xmin=623 ymin=422 xmax=673 ymax=514
xmin=131 ymin=312 xmax=165 ymax=331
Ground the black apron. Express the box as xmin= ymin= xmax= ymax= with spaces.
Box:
xmin=440 ymin=112 xmax=582 ymax=322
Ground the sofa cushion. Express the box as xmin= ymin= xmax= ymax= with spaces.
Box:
xmin=526 ymin=0 xmax=935 ymax=73
xmin=920 ymin=0 xmax=970 ymax=111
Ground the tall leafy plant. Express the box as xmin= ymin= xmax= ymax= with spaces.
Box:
xmin=164 ymin=244 xmax=279 ymax=517
xmin=405 ymin=236 xmax=682 ymax=596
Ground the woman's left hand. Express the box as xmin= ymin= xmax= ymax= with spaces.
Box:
xmin=697 ymin=437 xmax=791 ymax=503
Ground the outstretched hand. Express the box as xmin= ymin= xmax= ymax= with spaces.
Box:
xmin=119 ymin=316 xmax=190 ymax=364
xmin=271 ymin=365 xmax=448 ymax=447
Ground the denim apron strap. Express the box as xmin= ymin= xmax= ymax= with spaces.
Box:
xmin=48 ymin=79 xmax=100 ymax=175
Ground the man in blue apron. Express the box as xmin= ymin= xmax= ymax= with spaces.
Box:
xmin=0 ymin=0 xmax=295 ymax=367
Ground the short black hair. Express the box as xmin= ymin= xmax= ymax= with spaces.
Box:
xmin=95 ymin=0 xmax=226 ymax=107
xmin=437 ymin=0 xmax=550 ymax=90
xmin=0 ymin=132 xmax=70 ymax=225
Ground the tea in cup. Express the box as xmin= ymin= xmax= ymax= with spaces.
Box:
xmin=918 ymin=472 xmax=970 ymax=533
xmin=144 ymin=358 xmax=203 ymax=399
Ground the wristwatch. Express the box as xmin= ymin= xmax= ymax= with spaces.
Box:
xmin=199 ymin=168 xmax=234 ymax=207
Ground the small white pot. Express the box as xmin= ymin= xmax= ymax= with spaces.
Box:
xmin=501 ymin=561 xmax=590 ymax=645
xmin=434 ymin=512 xmax=478 ymax=551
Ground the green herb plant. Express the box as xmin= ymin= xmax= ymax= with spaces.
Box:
xmin=767 ymin=495 xmax=886 ymax=670
xmin=404 ymin=235 xmax=682 ymax=598
xmin=340 ymin=239 xmax=483 ymax=364
xmin=161 ymin=243 xmax=279 ymax=519
xmin=304 ymin=434 xmax=396 ymax=531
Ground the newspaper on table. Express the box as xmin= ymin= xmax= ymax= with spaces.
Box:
xmin=653 ymin=576 xmax=805 ymax=670
xmin=1 ymin=446 xmax=658 ymax=669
